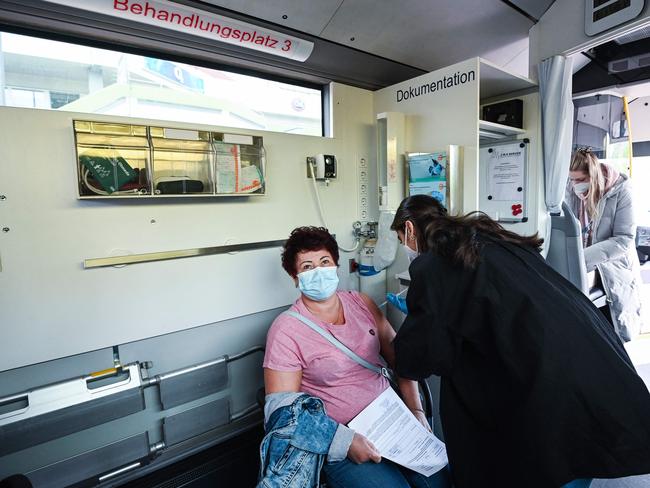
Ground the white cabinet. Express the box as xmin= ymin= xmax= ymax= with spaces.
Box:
xmin=376 ymin=112 xmax=406 ymax=211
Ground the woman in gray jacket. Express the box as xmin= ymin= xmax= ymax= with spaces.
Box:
xmin=566 ymin=148 xmax=645 ymax=341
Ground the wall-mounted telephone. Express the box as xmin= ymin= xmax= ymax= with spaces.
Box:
xmin=306 ymin=154 xmax=337 ymax=180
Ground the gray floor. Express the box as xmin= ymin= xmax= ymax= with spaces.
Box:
xmin=593 ymin=341 xmax=650 ymax=487
xmin=594 ymin=477 xmax=650 ymax=487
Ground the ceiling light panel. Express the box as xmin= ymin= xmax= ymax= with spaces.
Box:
xmin=614 ymin=25 xmax=650 ymax=45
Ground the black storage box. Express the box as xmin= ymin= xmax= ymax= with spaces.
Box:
xmin=156 ymin=180 xmax=204 ymax=194
xmin=482 ymin=99 xmax=523 ymax=128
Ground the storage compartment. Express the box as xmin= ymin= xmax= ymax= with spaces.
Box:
xmin=482 ymin=99 xmax=523 ymax=129
xmin=212 ymin=133 xmax=265 ymax=195
xmin=74 ymin=121 xmax=151 ymax=198
xmin=150 ymin=127 xmax=214 ymax=196
xmin=73 ymin=121 xmax=266 ymax=199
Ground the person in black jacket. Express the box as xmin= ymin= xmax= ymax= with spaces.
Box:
xmin=390 ymin=194 xmax=650 ymax=488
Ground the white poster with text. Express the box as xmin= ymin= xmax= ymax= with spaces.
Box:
xmin=487 ymin=142 xmax=525 ymax=201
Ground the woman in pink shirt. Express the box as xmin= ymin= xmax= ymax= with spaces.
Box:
xmin=263 ymin=226 xmax=451 ymax=488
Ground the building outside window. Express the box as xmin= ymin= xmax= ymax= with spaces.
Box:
xmin=0 ymin=32 xmax=323 ymax=136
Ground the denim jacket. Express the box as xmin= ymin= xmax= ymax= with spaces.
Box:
xmin=257 ymin=394 xmax=338 ymax=488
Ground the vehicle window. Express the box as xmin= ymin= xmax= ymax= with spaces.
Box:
xmin=0 ymin=31 xmax=323 ymax=136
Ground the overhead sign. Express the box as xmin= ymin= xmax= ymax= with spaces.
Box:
xmin=395 ymin=69 xmax=476 ymax=103
xmin=43 ymin=0 xmax=315 ymax=62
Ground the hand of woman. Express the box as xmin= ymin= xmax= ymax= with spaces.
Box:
xmin=411 ymin=409 xmax=432 ymax=432
xmin=347 ymin=433 xmax=382 ymax=464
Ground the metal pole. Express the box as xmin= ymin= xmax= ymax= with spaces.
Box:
xmin=623 ymin=96 xmax=634 ymax=177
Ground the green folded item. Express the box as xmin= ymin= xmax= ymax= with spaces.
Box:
xmin=79 ymin=154 xmax=137 ymax=194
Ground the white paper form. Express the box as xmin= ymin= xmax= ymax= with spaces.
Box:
xmin=348 ymin=387 xmax=448 ymax=477
xmin=216 ymin=143 xmax=238 ymax=193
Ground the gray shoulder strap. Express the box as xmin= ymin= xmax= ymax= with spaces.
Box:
xmin=284 ymin=310 xmax=392 ymax=382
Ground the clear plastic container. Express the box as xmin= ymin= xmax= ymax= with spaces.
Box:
xmin=74 ymin=121 xmax=151 ymax=197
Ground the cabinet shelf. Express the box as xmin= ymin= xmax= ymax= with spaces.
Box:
xmin=479 ymin=120 xmax=525 ymax=141
xmin=479 ymin=58 xmax=537 ymax=101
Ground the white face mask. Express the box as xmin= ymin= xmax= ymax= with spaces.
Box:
xmin=573 ymin=182 xmax=590 ymax=197
xmin=403 ymin=225 xmax=419 ymax=263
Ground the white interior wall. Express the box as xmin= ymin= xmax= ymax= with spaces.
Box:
xmin=529 ymin=0 xmax=650 ymax=77
xmin=373 ymin=58 xmax=481 ymax=213
xmin=479 ymin=92 xmax=546 ymax=239
xmin=0 ymin=82 xmax=375 ymax=371
xmin=373 ymin=58 xmax=480 ymax=325
xmin=630 ymin=96 xmax=650 ymax=142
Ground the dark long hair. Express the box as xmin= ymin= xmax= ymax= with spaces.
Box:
xmin=391 ymin=195 xmax=544 ymax=269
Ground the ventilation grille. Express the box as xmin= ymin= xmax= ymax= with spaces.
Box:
xmin=593 ymin=0 xmax=632 ymax=22
xmin=585 ymin=0 xmax=645 ymax=36
xmin=608 ymin=53 xmax=650 ymax=72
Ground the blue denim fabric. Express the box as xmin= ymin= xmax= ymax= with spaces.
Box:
xmin=562 ymin=480 xmax=593 ymax=488
xmin=258 ymin=394 xmax=338 ymax=488
xmin=323 ymin=459 xmax=451 ymax=488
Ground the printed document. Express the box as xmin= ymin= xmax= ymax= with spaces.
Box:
xmin=238 ymin=164 xmax=262 ymax=193
xmin=487 ymin=143 xmax=524 ymax=201
xmin=348 ymin=387 xmax=448 ymax=476
xmin=215 ymin=144 xmax=262 ymax=193
xmin=216 ymin=144 xmax=237 ymax=193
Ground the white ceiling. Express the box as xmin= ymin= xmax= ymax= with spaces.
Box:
xmin=202 ymin=0 xmax=555 ymax=77
xmin=509 ymin=0 xmax=555 ymax=20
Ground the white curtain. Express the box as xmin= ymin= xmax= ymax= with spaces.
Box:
xmin=538 ymin=55 xmax=574 ymax=216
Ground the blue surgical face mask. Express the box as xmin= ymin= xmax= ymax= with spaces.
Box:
xmin=298 ymin=266 xmax=339 ymax=301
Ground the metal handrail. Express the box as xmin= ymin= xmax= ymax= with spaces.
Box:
xmin=84 ymin=239 xmax=286 ymax=268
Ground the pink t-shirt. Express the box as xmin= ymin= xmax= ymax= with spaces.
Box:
xmin=263 ymin=290 xmax=390 ymax=424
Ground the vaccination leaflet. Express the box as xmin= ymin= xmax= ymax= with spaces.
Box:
xmin=348 ymin=387 xmax=448 ymax=477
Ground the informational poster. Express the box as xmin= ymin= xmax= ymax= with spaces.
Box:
xmin=479 ymin=140 xmax=528 ymax=222
xmin=407 ymin=152 xmax=448 ymax=208
xmin=486 ymin=143 xmax=525 ymax=201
